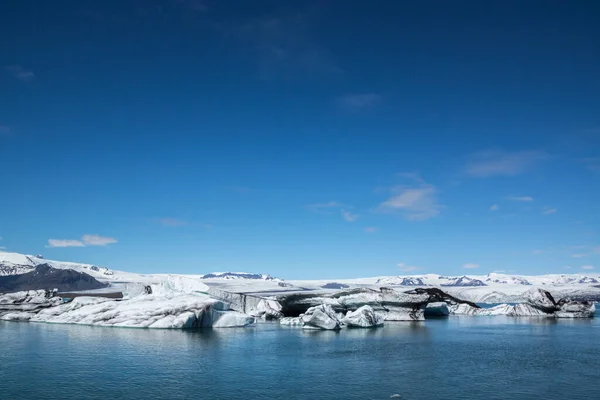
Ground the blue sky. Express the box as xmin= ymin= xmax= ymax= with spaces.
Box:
xmin=1 ymin=0 xmax=599 ymax=278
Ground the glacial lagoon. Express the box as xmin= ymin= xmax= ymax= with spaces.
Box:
xmin=1 ymin=316 xmax=599 ymax=400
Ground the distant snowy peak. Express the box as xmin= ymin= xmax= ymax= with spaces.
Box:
xmin=440 ymin=276 xmax=487 ymax=287
xmin=375 ymin=276 xmax=428 ymax=286
xmin=200 ymin=272 xmax=278 ymax=281
xmin=0 ymin=251 xmax=114 ymax=278
xmin=485 ymin=273 xmax=531 ymax=285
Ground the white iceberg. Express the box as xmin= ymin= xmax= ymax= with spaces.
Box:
xmin=301 ymin=304 xmax=342 ymax=330
xmin=279 ymin=316 xmax=303 ymax=326
xmin=342 ymin=305 xmax=384 ymax=328
xmin=0 ymin=290 xmax=255 ymax=329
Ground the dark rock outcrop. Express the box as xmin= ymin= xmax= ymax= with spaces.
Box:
xmin=0 ymin=264 xmax=108 ymax=293
xmin=321 ymin=282 xmax=350 ymax=289
xmin=404 ymin=287 xmax=482 ymax=309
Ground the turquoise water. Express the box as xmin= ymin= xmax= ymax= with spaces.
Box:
xmin=1 ymin=317 xmax=599 ymax=400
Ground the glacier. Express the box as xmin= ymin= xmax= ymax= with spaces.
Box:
xmin=0 ymin=250 xmax=598 ymax=331
xmin=449 ymin=288 xmax=596 ymax=318
xmin=0 ymin=289 xmax=255 ymax=328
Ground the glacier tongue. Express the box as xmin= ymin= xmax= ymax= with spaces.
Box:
xmin=0 ymin=290 xmax=255 ymax=329
xmin=449 ymin=288 xmax=595 ymax=318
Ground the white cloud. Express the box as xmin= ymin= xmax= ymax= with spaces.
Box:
xmin=490 ymin=204 xmax=499 ymax=211
xmin=465 ymin=150 xmax=548 ymax=178
xmin=543 ymin=208 xmax=557 ymax=214
xmin=6 ymin=65 xmax=35 ymax=82
xmin=364 ymin=227 xmax=378 ymax=233
xmin=581 ymin=265 xmax=594 ymax=270
xmin=565 ymin=265 xmax=572 ymax=269
xmin=532 ymin=250 xmax=543 ymax=255
xmin=572 ymin=253 xmax=587 ymax=258
xmin=82 ymin=234 xmax=118 ymax=246
xmin=341 ymin=209 xmax=359 ymax=222
xmin=47 ymin=234 xmax=117 ymax=248
xmin=507 ymin=196 xmax=534 ymax=202
xmin=47 ymin=239 xmax=85 ymax=248
xmin=398 ymin=263 xmax=421 ymax=273
xmin=492 ymin=270 xmax=506 ymax=273
xmin=463 ymin=263 xmax=480 ymax=269
xmin=377 ymin=184 xmax=441 ymax=221
xmin=336 ymin=93 xmax=381 ymax=111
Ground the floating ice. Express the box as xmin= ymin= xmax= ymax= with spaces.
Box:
xmin=301 ymin=304 xmax=342 ymax=330
xmin=342 ymin=305 xmax=384 ymax=328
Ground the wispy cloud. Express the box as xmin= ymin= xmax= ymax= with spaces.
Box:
xmin=463 ymin=263 xmax=480 ymax=269
xmin=47 ymin=234 xmax=117 ymax=248
xmin=490 ymin=204 xmax=499 ymax=211
xmin=82 ymin=234 xmax=117 ymax=246
xmin=364 ymin=227 xmax=378 ymax=233
xmin=341 ymin=209 xmax=359 ymax=222
xmin=6 ymin=65 xmax=35 ymax=82
xmin=159 ymin=218 xmax=188 ymax=227
xmin=581 ymin=265 xmax=594 ymax=270
xmin=532 ymin=250 xmax=543 ymax=255
xmin=377 ymin=184 xmax=441 ymax=221
xmin=307 ymin=201 xmax=357 ymax=222
xmin=543 ymin=208 xmax=557 ymax=215
xmin=572 ymin=254 xmax=587 ymax=258
xmin=306 ymin=201 xmax=348 ymax=212
xmin=47 ymin=239 xmax=86 ymax=248
xmin=465 ymin=150 xmax=548 ymax=178
xmin=336 ymin=93 xmax=382 ymax=111
xmin=397 ymin=172 xmax=427 ymax=184
xmin=506 ymin=196 xmax=534 ymax=202
xmin=398 ymin=263 xmax=422 ymax=273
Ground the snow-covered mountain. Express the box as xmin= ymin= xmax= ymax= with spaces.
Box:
xmin=1 ymin=251 xmax=599 ymax=303
xmin=375 ymin=276 xmax=428 ymax=286
xmin=199 ymin=272 xmax=278 ymax=281
xmin=440 ymin=276 xmax=487 ymax=287
xmin=0 ymin=264 xmax=108 ymax=292
xmin=0 ymin=251 xmax=114 ymax=278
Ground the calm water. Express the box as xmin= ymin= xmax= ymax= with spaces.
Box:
xmin=1 ymin=318 xmax=599 ymax=400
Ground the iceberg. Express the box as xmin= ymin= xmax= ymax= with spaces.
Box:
xmin=342 ymin=305 xmax=384 ymax=328
xmin=277 ymin=288 xmax=431 ymax=321
xmin=301 ymin=304 xmax=342 ymax=330
xmin=424 ymin=302 xmax=450 ymax=317
xmin=279 ymin=316 xmax=303 ymax=326
xmin=0 ymin=290 xmax=255 ymax=329
xmin=449 ymin=289 xmax=595 ymax=318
